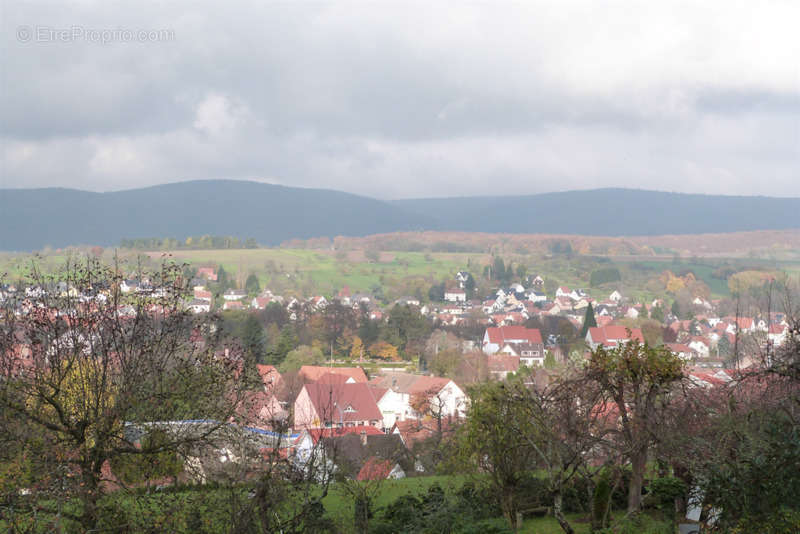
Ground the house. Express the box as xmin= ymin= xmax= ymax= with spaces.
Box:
xmin=482 ymin=325 xmax=544 ymax=356
xmin=310 ymin=296 xmax=328 ymax=310
xmin=298 ymin=366 xmax=368 ymax=384
xmin=555 ymin=296 xmax=574 ymax=310
xmin=443 ymin=288 xmax=467 ymax=303
xmin=251 ymin=296 xmax=271 ymax=310
xmin=487 ymin=354 xmax=520 ymax=380
xmin=194 ymin=288 xmax=212 ymax=301
xmin=294 ymin=382 xmax=382 ymax=430
xmin=238 ymin=390 xmax=288 ymax=428
xmin=391 ymin=419 xmax=457 ymax=452
xmin=768 ymin=324 xmax=788 ymax=347
xmin=687 ymin=337 xmax=710 ymax=357
xmin=357 ymin=457 xmax=406 ymax=481
xmin=556 ymin=286 xmax=572 ymax=299
xmin=223 ymin=300 xmax=244 ymax=311
xmin=455 ymin=271 xmax=471 ymax=288
xmin=337 ymin=286 xmax=352 ymax=306
xmin=665 ymin=343 xmax=695 ymax=361
xmin=120 ymin=280 xmax=139 ymax=293
xmin=368 ymin=373 xmax=467 ymax=428
xmin=319 ymin=432 xmax=409 ymax=479
xmin=256 ymin=364 xmax=283 ymax=392
xmin=197 ymin=267 xmax=218 ymax=281
xmin=223 ymin=289 xmax=247 ymax=301
xmin=396 ymin=296 xmax=421 ymax=307
xmin=623 ymin=306 xmax=640 ymax=319
xmin=609 ymin=290 xmax=622 ymax=303
xmin=585 ymin=326 xmax=645 ymax=349
xmin=527 ymin=291 xmax=547 ymax=303
xmin=188 ymin=299 xmax=211 ymax=314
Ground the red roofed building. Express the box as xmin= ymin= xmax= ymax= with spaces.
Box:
xmin=256 ymin=364 xmax=283 ymax=392
xmin=197 ymin=267 xmax=217 ymax=281
xmin=193 ymin=288 xmax=212 ymax=301
xmin=585 ymin=325 xmax=645 ymax=350
xmin=294 ymin=382 xmax=382 ymax=430
xmin=298 ymin=365 xmax=368 ymax=384
xmin=488 ymin=354 xmax=520 ymax=379
xmin=357 ymin=457 xmax=406 ymax=480
xmin=368 ymin=373 xmax=466 ymax=428
xmin=251 ymin=297 xmax=271 ymax=310
xmin=482 ymin=326 xmax=544 ymax=355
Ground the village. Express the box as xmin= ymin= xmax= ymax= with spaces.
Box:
xmin=3 ymin=258 xmax=790 ymax=487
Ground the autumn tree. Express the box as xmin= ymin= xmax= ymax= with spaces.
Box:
xmin=504 ymin=375 xmax=617 ymax=533
xmin=0 ymin=257 xmax=247 ymax=531
xmin=368 ymin=341 xmax=400 ymax=361
xmin=585 ymin=339 xmax=685 ymax=512
xmin=456 ymin=380 xmax=540 ymax=529
xmin=349 ymin=336 xmax=365 ymax=361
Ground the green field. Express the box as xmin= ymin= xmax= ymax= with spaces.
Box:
xmin=3 ymin=247 xmax=799 ymax=305
xmin=145 ymin=249 xmax=479 ymax=297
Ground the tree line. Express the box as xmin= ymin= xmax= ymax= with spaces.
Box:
xmin=120 ymin=235 xmax=259 ymax=250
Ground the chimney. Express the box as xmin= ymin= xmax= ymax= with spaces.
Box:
xmin=360 ymin=430 xmax=368 ymax=446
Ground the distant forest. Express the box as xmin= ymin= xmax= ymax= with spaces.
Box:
xmin=120 ymin=235 xmax=259 ymax=250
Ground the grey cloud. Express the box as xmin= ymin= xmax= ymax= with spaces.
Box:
xmin=1 ymin=1 xmax=798 ymax=197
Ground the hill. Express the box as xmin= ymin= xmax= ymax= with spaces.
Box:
xmin=2 ymin=182 xmax=799 ymax=251
xmin=0 ymin=180 xmax=434 ymax=251
xmin=392 ymin=188 xmax=800 ymax=236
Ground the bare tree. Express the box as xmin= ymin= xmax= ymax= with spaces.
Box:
xmin=0 ymin=256 xmax=247 ymax=530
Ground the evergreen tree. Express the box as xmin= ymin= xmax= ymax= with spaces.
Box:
xmin=266 ymin=324 xmax=298 ymax=366
xmin=241 ymin=314 xmax=267 ymax=363
xmin=492 ymin=257 xmax=506 ymax=282
xmin=245 ymin=273 xmax=260 ymax=294
xmin=580 ymin=302 xmax=598 ymax=339
xmin=216 ymin=265 xmax=229 ymax=290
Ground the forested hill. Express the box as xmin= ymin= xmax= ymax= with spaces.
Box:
xmin=392 ymin=188 xmax=800 ymax=236
xmin=1 ymin=181 xmax=799 ymax=251
xmin=0 ymin=180 xmax=434 ymax=251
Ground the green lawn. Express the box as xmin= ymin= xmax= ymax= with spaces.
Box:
xmin=322 ymin=474 xmax=469 ymax=518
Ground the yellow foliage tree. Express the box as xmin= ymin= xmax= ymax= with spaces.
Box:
xmin=349 ymin=336 xmax=364 ymax=361
xmin=368 ymin=341 xmax=400 ymax=361
xmin=666 ymin=276 xmax=686 ymax=294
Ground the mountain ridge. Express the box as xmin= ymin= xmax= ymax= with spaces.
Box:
xmin=1 ymin=180 xmax=799 ymax=251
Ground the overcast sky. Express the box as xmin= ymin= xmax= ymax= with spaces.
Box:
xmin=1 ymin=1 xmax=799 ymax=199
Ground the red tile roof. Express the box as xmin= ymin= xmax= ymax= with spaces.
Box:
xmin=485 ymin=326 xmax=543 ymax=345
xmin=488 ymin=354 xmax=520 ymax=373
xmin=316 ymin=372 xmax=353 ymax=385
xmin=299 ymin=365 xmax=368 ymax=383
xmin=357 ymin=457 xmax=394 ymax=481
xmin=256 ymin=364 xmax=282 ymax=389
xmin=303 ymin=382 xmax=382 ymax=424
xmin=408 ymin=376 xmax=451 ymax=395
xmin=587 ymin=326 xmax=644 ymax=345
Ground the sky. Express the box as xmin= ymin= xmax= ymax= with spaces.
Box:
xmin=1 ymin=1 xmax=799 ymax=199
